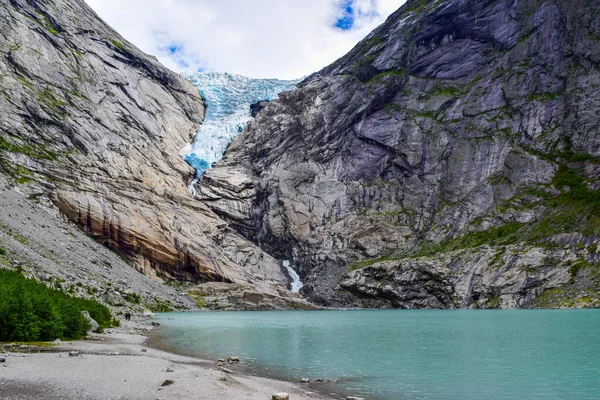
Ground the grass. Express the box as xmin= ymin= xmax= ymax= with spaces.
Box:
xmin=147 ymin=298 xmax=173 ymax=313
xmin=34 ymin=10 xmax=59 ymax=35
xmin=0 ymin=136 xmax=59 ymax=161
xmin=527 ymin=92 xmax=560 ymax=103
xmin=37 ymin=87 xmax=66 ymax=113
xmin=368 ymin=68 xmax=408 ymax=85
xmin=123 ymin=292 xmax=141 ymax=304
xmin=109 ymin=39 xmax=126 ymax=51
xmin=189 ymin=292 xmax=208 ymax=308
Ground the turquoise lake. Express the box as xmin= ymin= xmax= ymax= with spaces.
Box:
xmin=152 ymin=310 xmax=600 ymax=400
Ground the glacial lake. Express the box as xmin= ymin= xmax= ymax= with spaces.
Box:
xmin=152 ymin=310 xmax=600 ymax=400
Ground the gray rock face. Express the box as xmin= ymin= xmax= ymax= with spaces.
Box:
xmin=0 ymin=0 xmax=291 ymax=295
xmin=81 ymin=310 xmax=99 ymax=333
xmin=188 ymin=281 xmax=319 ymax=311
xmin=0 ymin=174 xmax=197 ymax=311
xmin=201 ymin=0 xmax=600 ymax=307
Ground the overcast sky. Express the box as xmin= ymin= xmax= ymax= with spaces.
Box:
xmin=84 ymin=0 xmax=405 ymax=79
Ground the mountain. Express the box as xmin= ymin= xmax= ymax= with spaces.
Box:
xmin=201 ymin=0 xmax=600 ymax=308
xmin=0 ymin=0 xmax=311 ymax=309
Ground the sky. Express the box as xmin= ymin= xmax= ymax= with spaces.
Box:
xmin=84 ymin=0 xmax=405 ymax=80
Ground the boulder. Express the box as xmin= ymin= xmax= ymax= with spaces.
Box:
xmin=81 ymin=310 xmax=99 ymax=333
xmin=272 ymin=394 xmax=289 ymax=400
xmin=103 ymin=292 xmax=125 ymax=307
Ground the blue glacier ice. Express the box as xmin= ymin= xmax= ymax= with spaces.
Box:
xmin=180 ymin=72 xmax=298 ymax=193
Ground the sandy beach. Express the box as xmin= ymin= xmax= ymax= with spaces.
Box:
xmin=0 ymin=318 xmax=338 ymax=400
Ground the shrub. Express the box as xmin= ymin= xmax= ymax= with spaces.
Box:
xmin=0 ymin=269 xmax=115 ymax=341
xmin=123 ymin=292 xmax=141 ymax=304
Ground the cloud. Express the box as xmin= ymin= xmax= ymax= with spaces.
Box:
xmin=85 ymin=0 xmax=405 ymax=80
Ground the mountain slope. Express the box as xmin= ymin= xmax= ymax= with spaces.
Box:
xmin=0 ymin=0 xmax=290 ymax=295
xmin=201 ymin=0 xmax=600 ymax=308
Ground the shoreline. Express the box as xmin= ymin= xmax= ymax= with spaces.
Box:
xmin=146 ymin=322 xmax=351 ymax=400
xmin=0 ymin=317 xmax=339 ymax=400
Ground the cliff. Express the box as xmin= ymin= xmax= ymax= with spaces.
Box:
xmin=0 ymin=0 xmax=298 ymax=307
xmin=201 ymin=0 xmax=600 ymax=308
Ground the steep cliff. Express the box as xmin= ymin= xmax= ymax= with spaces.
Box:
xmin=201 ymin=0 xmax=600 ymax=308
xmin=0 ymin=0 xmax=293 ymax=299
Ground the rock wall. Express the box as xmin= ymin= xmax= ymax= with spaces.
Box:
xmin=0 ymin=0 xmax=288 ymax=289
xmin=201 ymin=0 xmax=600 ymax=307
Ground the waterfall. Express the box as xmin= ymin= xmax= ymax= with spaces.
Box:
xmin=283 ymin=260 xmax=303 ymax=293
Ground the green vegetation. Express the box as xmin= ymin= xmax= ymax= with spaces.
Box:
xmin=34 ymin=10 xmax=59 ymax=35
xmin=0 ymin=136 xmax=58 ymax=161
xmin=351 ymin=151 xmax=600 ymax=273
xmin=0 ymin=222 xmax=30 ymax=246
xmin=0 ymin=269 xmax=116 ymax=341
xmin=37 ymin=87 xmax=66 ymax=113
xmin=430 ymin=86 xmax=463 ymax=97
xmin=369 ymin=68 xmax=407 ymax=85
xmin=123 ymin=292 xmax=141 ymax=304
xmin=527 ymin=92 xmax=560 ymax=103
xmin=189 ymin=292 xmax=208 ymax=308
xmin=148 ymin=298 xmax=173 ymax=312
xmin=533 ymin=286 xmax=600 ymax=309
xmin=109 ymin=39 xmax=126 ymax=51
xmin=400 ymin=0 xmax=444 ymax=17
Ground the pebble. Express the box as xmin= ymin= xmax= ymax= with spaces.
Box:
xmin=218 ymin=367 xmax=234 ymax=374
xmin=227 ymin=356 xmax=239 ymax=363
xmin=0 ymin=357 xmax=5 ymax=363
xmin=346 ymin=397 xmax=365 ymax=400
xmin=272 ymin=393 xmax=289 ymax=400
xmin=161 ymin=379 xmax=174 ymax=387
xmin=166 ymin=368 xmax=174 ymax=373
xmin=217 ymin=361 xmax=225 ymax=366
xmin=301 ymin=377 xmax=310 ymax=383
xmin=141 ymin=348 xmax=147 ymax=352
xmin=68 ymin=351 xmax=80 ymax=357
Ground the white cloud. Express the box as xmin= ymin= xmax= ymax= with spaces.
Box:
xmin=84 ymin=0 xmax=406 ymax=79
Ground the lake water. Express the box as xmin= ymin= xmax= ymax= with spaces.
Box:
xmin=152 ymin=310 xmax=600 ymax=400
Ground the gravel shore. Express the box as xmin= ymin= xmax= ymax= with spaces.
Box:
xmin=0 ymin=318 xmax=336 ymax=400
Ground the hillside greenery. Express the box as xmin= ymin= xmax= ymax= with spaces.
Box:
xmin=0 ymin=268 xmax=116 ymax=341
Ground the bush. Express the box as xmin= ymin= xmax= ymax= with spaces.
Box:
xmin=0 ymin=269 xmax=115 ymax=341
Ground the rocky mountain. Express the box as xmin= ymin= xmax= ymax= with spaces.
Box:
xmin=201 ymin=0 xmax=600 ymax=308
xmin=0 ymin=0 xmax=310 ymax=310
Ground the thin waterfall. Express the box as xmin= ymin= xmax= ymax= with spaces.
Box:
xmin=283 ymin=260 xmax=303 ymax=293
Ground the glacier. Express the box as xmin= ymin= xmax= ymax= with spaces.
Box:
xmin=180 ymin=72 xmax=298 ymax=193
